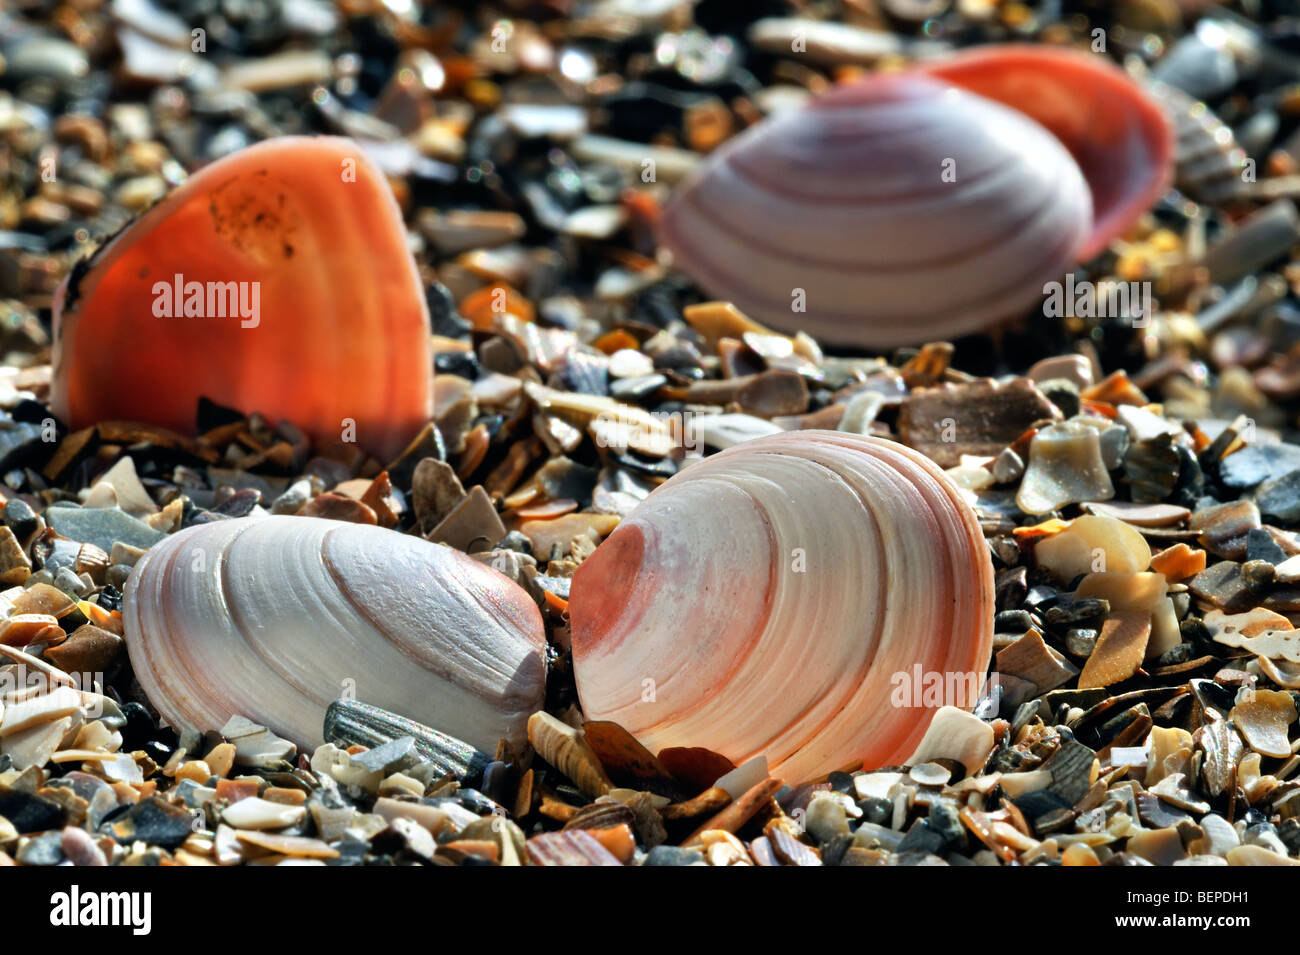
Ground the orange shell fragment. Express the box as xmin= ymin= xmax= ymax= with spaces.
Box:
xmin=52 ymin=136 xmax=431 ymax=461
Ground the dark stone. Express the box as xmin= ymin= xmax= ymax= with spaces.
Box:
xmin=105 ymin=796 xmax=197 ymax=849
xmin=119 ymin=701 xmax=159 ymax=751
xmin=212 ymin=488 xmax=261 ymax=518
xmin=1256 ymin=468 xmax=1300 ymax=523
xmin=896 ymin=818 xmax=947 ymax=856
xmin=1125 ymin=435 xmax=1180 ymax=502
xmin=995 ymin=610 xmax=1035 ymax=633
xmin=1218 ymin=442 xmax=1300 ymax=490
xmin=827 ymin=771 xmax=855 ymax=796
xmin=1037 ymin=378 xmax=1080 ymax=418
xmin=0 ymin=787 xmax=66 ymax=832
xmin=995 ymin=566 xmax=1028 ymax=612
xmin=3 ymin=498 xmax=41 ymax=541
xmin=1246 ymin=527 xmax=1288 ymax=564
xmin=435 ymin=350 xmax=480 ymax=380
xmin=1242 ymin=559 xmax=1277 ymax=590
xmin=821 ymin=833 xmax=853 ymax=866
xmin=1044 ymin=596 xmax=1110 ymax=627
xmin=857 ymin=796 xmax=892 ymax=827
xmin=644 ymin=845 xmax=704 ymax=866
xmin=196 ymin=396 xmax=245 ymax=431
xmin=426 ymin=282 xmax=469 ymax=338
xmin=1040 ymin=739 xmax=1097 ymax=806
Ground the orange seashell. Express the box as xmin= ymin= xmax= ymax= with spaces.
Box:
xmin=52 ymin=136 xmax=431 ymax=461
xmin=920 ymin=45 xmax=1175 ymax=260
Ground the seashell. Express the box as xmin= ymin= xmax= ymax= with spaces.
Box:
xmin=123 ymin=516 xmax=546 ymax=753
xmin=52 ymin=137 xmax=431 ymax=461
xmin=526 ymin=711 xmax=613 ymax=798
xmin=1146 ymin=81 xmax=1250 ymax=204
xmin=568 ymin=431 xmax=993 ymax=783
xmin=659 ymin=72 xmax=1091 ymax=349
xmin=920 ymin=45 xmax=1175 ymax=259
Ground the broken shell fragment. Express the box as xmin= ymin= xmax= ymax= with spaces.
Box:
xmin=124 ymin=516 xmax=547 ymax=752
xmin=323 ymin=699 xmax=492 ymax=782
xmin=658 ymin=72 xmax=1091 ymax=348
xmin=52 ymin=137 xmax=432 ymax=460
xmin=1016 ymin=422 xmax=1116 ymax=516
xmin=569 ymin=431 xmax=994 ymax=783
xmin=1035 ymin=515 xmax=1152 ymax=583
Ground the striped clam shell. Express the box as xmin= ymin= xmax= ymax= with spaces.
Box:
xmin=568 ymin=431 xmax=995 ymax=783
xmin=658 ymin=72 xmax=1092 ymax=349
xmin=124 ymin=516 xmax=547 ymax=753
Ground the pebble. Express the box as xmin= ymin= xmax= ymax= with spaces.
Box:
xmin=44 ymin=506 xmax=166 ymax=553
xmin=1218 ymin=442 xmax=1300 ymax=489
xmin=1255 ymin=469 xmax=1300 ymax=522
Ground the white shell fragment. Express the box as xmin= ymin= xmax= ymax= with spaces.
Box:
xmin=123 ymin=516 xmax=547 ymax=752
xmin=569 ymin=431 xmax=994 ymax=783
xmin=659 ymin=73 xmax=1091 ymax=349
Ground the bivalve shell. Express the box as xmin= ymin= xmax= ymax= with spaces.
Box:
xmin=568 ymin=431 xmax=995 ymax=783
xmin=658 ymin=72 xmax=1091 ymax=349
xmin=124 ymin=516 xmax=547 ymax=752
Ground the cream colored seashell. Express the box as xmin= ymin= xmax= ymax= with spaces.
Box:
xmin=123 ymin=516 xmax=547 ymax=752
xmin=568 ymin=431 xmax=994 ymax=783
xmin=658 ymin=73 xmax=1091 ymax=349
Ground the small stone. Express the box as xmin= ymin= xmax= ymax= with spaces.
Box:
xmin=427 ymin=486 xmax=506 ymax=552
xmin=1191 ymin=500 xmax=1261 ymax=559
xmin=1035 ymin=515 xmax=1151 ymax=583
xmin=3 ymin=500 xmax=42 ymax=545
xmin=1037 ymin=378 xmax=1080 ymax=418
xmin=996 ymin=629 xmax=1079 ymax=698
xmin=0 ymin=527 xmax=31 ymax=585
xmin=60 ymin=825 xmax=107 ymax=866
xmin=88 ymin=457 xmax=157 ymax=517
xmin=297 ymin=492 xmax=377 ymax=524
xmin=44 ymin=505 xmax=165 ymax=553
xmin=1124 ymin=435 xmax=1181 ymax=502
xmin=271 ymin=480 xmax=312 ymax=515
xmin=1189 ymin=814 xmax=1240 ymax=857
xmin=43 ymin=625 xmax=122 ymax=675
xmin=1189 ymin=561 xmax=1255 ymax=612
xmin=108 ymin=796 xmax=196 ymax=849
xmin=520 ymin=511 xmax=620 ymax=558
xmin=16 ymin=831 xmax=64 ymax=866
xmin=992 ymin=448 xmax=1024 ymax=484
xmin=1246 ymin=528 xmax=1288 ymax=565
xmin=221 ymin=797 xmax=306 ymax=831
xmin=1065 ymin=628 xmax=1098 ymax=657
xmin=804 ymin=791 xmax=852 ymax=844
xmin=412 ymin=458 xmax=467 ymax=533
xmin=1256 ymin=469 xmax=1300 ymax=523
xmin=1218 ymin=443 xmax=1300 ymax=490
xmin=644 ymin=845 xmax=705 ymax=866
xmin=219 ymin=716 xmax=296 ymax=768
